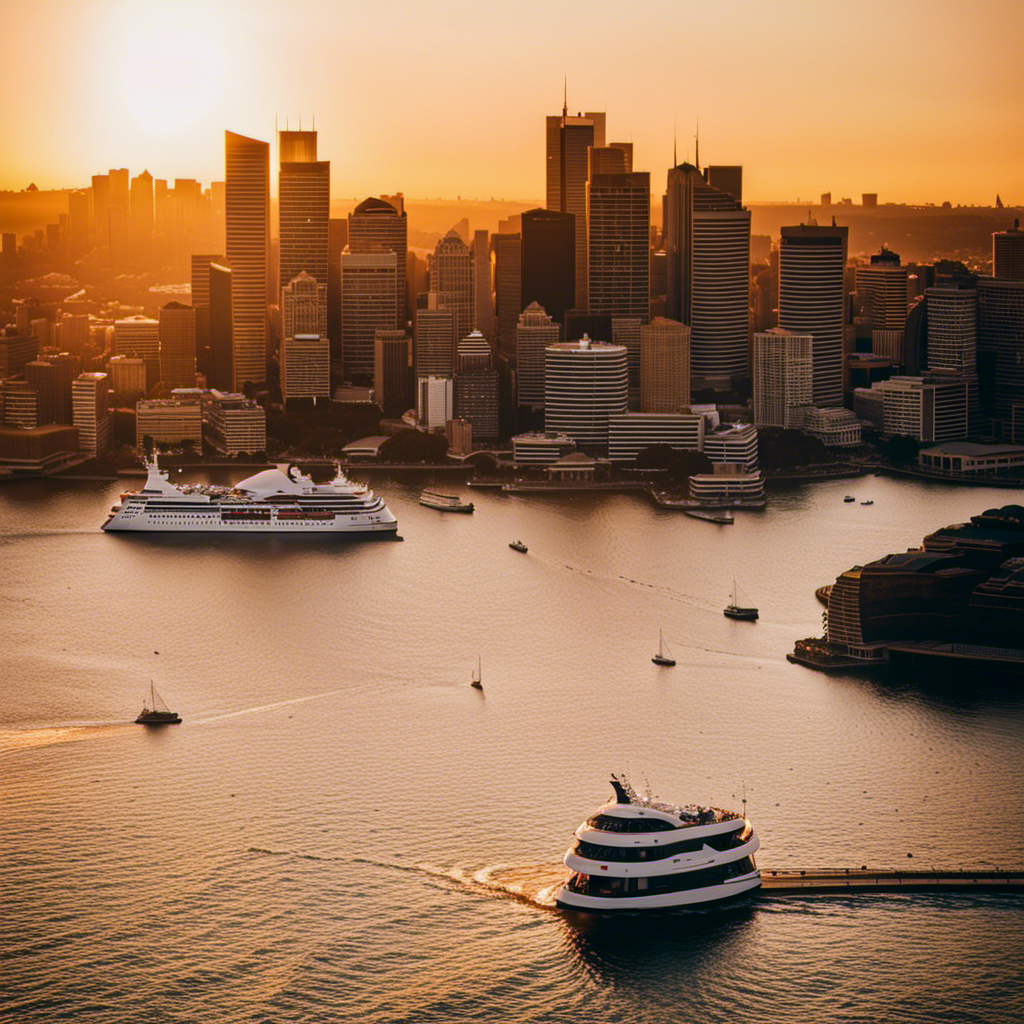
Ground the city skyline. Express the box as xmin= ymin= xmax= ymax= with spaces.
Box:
xmin=3 ymin=0 xmax=1023 ymax=207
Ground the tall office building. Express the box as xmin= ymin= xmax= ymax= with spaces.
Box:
xmin=926 ymin=286 xmax=976 ymax=374
xmin=516 ymin=302 xmax=560 ymax=409
xmin=328 ymin=218 xmax=348 ymax=362
xmin=106 ymin=355 xmax=148 ymax=407
xmin=72 ymin=372 xmax=109 ymax=454
xmin=640 ymin=318 xmax=690 ymax=412
xmin=703 ymin=165 xmax=742 ymax=202
xmin=544 ymin=337 xmax=628 ymax=455
xmin=340 ymin=250 xmax=398 ymax=378
xmin=91 ymin=173 xmax=109 ymax=245
xmin=856 ymin=248 xmax=909 ymax=333
xmin=546 ymin=102 xmax=602 ymax=309
xmin=430 ymin=230 xmax=474 ymax=347
xmin=778 ymin=222 xmax=849 ymax=407
xmin=26 ymin=354 xmax=78 ymax=425
xmin=664 ymin=163 xmax=751 ymax=388
xmin=472 ymin=230 xmax=494 ymax=340
xmin=589 ymin=144 xmax=632 ymax=177
xmin=977 ymin=277 xmax=1024 ymax=440
xmin=130 ymin=170 xmax=154 ymax=265
xmin=208 ymin=261 xmax=233 ymax=391
xmin=414 ymin=298 xmax=457 ymax=378
xmin=282 ymin=271 xmax=327 ymax=340
xmin=454 ymin=330 xmax=498 ymax=441
xmin=587 ymin=171 xmax=650 ymax=318
xmin=374 ymin=329 xmax=411 ymax=415
xmin=521 ymin=208 xmax=574 ymax=329
xmin=225 ymin=130 xmax=270 ymax=390
xmin=348 ymin=197 xmax=407 ymax=328
xmin=191 ymin=253 xmax=222 ymax=379
xmin=753 ymin=328 xmax=813 ymax=428
xmin=993 ymin=221 xmax=1024 ymax=281
xmin=158 ymin=301 xmax=197 ymax=389
xmin=493 ymin=231 xmax=522 ymax=355
xmin=279 ymin=129 xmax=317 ymax=163
xmin=281 ymin=334 xmax=330 ymax=402
xmin=108 ymin=167 xmax=130 ymax=270
xmin=114 ymin=315 xmax=160 ymax=391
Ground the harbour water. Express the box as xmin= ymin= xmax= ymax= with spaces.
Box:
xmin=3 ymin=471 xmax=1023 ymax=1023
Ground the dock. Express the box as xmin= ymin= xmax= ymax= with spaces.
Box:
xmin=760 ymin=868 xmax=1024 ymax=895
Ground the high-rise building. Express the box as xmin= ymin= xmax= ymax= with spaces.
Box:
xmin=417 ymin=375 xmax=453 ymax=430
xmin=993 ymin=221 xmax=1024 ymax=281
xmin=752 ymin=328 xmax=813 ymax=428
xmin=67 ymin=189 xmax=91 ymax=261
xmin=664 ymin=163 xmax=751 ymax=388
xmin=611 ymin=317 xmax=642 ymax=408
xmin=778 ymin=223 xmax=849 ymax=408
xmin=640 ymin=318 xmax=690 ymax=412
xmin=207 ymin=262 xmax=233 ymax=391
xmin=328 ymin=218 xmax=348 ymax=362
xmin=546 ymin=103 xmax=602 ymax=310
xmin=130 ymin=170 xmax=154 ymax=265
xmin=348 ymin=197 xmax=407 ymax=328
xmin=158 ymin=301 xmax=197 ymax=389
xmin=207 ymin=389 xmax=266 ymax=455
xmin=1 ymin=380 xmax=38 ymax=428
xmin=871 ymin=376 xmax=969 ymax=442
xmin=521 ymin=208 xmax=574 ymax=329
xmin=106 ymin=355 xmax=148 ymax=407
xmin=24 ymin=360 xmax=65 ymax=424
xmin=115 ymin=315 xmax=160 ymax=391
xmin=340 ymin=250 xmax=398 ymax=378
xmin=279 ymin=130 xmax=329 ymax=342
xmin=373 ymin=329 xmax=411 ymax=415
xmin=703 ymin=165 xmax=742 ymax=202
xmin=856 ymin=248 xmax=909 ymax=332
xmin=589 ymin=144 xmax=632 ymax=177
xmin=430 ymin=230 xmax=474 ymax=348
xmin=190 ymin=253 xmax=222 ymax=379
xmin=926 ymin=287 xmax=976 ymax=374
xmin=414 ymin=298 xmax=457 ymax=378
xmin=472 ymin=230 xmax=494 ymax=340
xmin=977 ymin=277 xmax=1024 ymax=441
xmin=0 ymin=331 xmax=40 ymax=377
xmin=493 ymin=232 xmax=522 ymax=355
xmin=108 ymin=167 xmax=130 ymax=270
xmin=225 ymin=130 xmax=270 ymax=390
xmin=587 ymin=171 xmax=650 ymax=319
xmin=57 ymin=313 xmax=90 ymax=354
xmin=543 ymin=336 xmax=628 ymax=455
xmin=90 ymin=174 xmax=109 ymax=244
xmin=281 ymin=271 xmax=327 ymax=341
xmin=516 ymin=302 xmax=560 ymax=409
xmin=72 ymin=372 xmax=109 ymax=453
xmin=281 ymin=334 xmax=330 ymax=402
xmin=454 ymin=330 xmax=498 ymax=441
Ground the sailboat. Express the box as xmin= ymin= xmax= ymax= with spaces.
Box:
xmin=135 ymin=681 xmax=182 ymax=725
xmin=723 ymin=580 xmax=759 ymax=621
xmin=471 ymin=656 xmax=483 ymax=690
xmin=652 ymin=629 xmax=676 ymax=666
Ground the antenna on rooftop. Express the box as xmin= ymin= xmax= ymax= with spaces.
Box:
xmin=562 ymin=76 xmax=568 ymax=119
xmin=695 ymin=117 xmax=700 ymax=172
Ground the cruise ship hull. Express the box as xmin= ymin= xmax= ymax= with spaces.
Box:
xmin=554 ymin=871 xmax=761 ymax=912
xmin=102 ymin=513 xmax=398 ymax=534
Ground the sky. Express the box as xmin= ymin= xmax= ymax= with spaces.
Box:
xmin=3 ymin=0 xmax=1023 ymax=205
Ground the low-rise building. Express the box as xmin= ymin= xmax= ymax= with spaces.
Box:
xmin=800 ymin=406 xmax=863 ymax=447
xmin=918 ymin=441 xmax=1024 ymax=476
xmin=206 ymin=389 xmax=266 ymax=455
xmin=688 ymin=463 xmax=766 ymax=504
xmin=607 ymin=412 xmax=704 ymax=462
xmin=702 ymin=423 xmax=759 ymax=471
xmin=0 ymin=424 xmax=80 ymax=474
xmin=135 ymin=399 xmax=203 ymax=449
xmin=511 ymin=430 xmax=576 ymax=466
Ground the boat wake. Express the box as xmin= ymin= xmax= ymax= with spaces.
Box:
xmin=196 ymin=690 xmax=341 ymax=724
xmin=0 ymin=723 xmax=132 ymax=757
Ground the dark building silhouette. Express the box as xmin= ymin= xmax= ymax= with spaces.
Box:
xmin=328 ymin=217 xmax=347 ymax=363
xmin=703 ymin=165 xmax=742 ymax=203
xmin=207 ymin=261 xmax=233 ymax=391
xmin=993 ymin=220 xmax=1024 ymax=282
xmin=493 ymin=232 xmax=522 ymax=356
xmin=521 ymin=208 xmax=574 ymax=331
xmin=978 ymin=277 xmax=1024 ymax=441
xmin=348 ymin=196 xmax=407 ymax=328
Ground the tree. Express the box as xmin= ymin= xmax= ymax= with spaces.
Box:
xmin=882 ymin=434 xmax=920 ymax=466
xmin=378 ymin=429 xmax=449 ymax=463
xmin=141 ymin=435 xmax=155 ymax=460
xmin=635 ymin=444 xmax=676 ymax=471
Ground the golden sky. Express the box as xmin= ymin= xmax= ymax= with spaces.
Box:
xmin=3 ymin=0 xmax=1023 ymax=205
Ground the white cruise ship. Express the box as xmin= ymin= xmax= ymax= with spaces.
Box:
xmin=555 ymin=775 xmax=761 ymax=912
xmin=102 ymin=461 xmax=398 ymax=536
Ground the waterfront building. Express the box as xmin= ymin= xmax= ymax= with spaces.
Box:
xmin=415 ymin=299 xmax=457 ymax=378
xmin=664 ymin=162 xmax=751 ymax=388
xmin=454 ymin=331 xmax=498 ymax=441
xmin=430 ymin=231 xmax=474 ymax=347
xmin=446 ymin=417 xmax=473 ymax=455
xmin=72 ymin=372 xmax=109 ymax=454
xmin=225 ymin=130 xmax=270 ymax=390
xmin=472 ymin=230 xmax=494 ymax=340
xmin=493 ymin=231 xmax=522 ymax=355
xmin=871 ymin=375 xmax=968 ymax=442
xmin=0 ymin=425 xmax=80 ymax=474
xmin=779 ymin=223 xmax=848 ymax=408
xmin=993 ymin=221 xmax=1024 ymax=281
xmin=853 ymin=386 xmax=885 ymax=428
xmin=158 ymin=302 xmax=197 ymax=390
xmin=753 ymin=328 xmax=813 ymax=428
xmin=282 ymin=271 xmax=328 ymax=341
xmin=521 ymin=208 xmax=574 ymax=329
xmin=587 ymin=171 xmax=650 ymax=319
xmin=977 ymin=278 xmax=1024 ymax=442
xmin=1 ymin=381 xmax=38 ymax=428
xmin=799 ymin=406 xmax=863 ymax=447
xmin=281 ymin=334 xmax=330 ymax=402
xmin=511 ymin=430 xmax=577 ymax=465
xmin=106 ymin=355 xmax=148 ymax=406
xmin=516 ymin=303 xmax=560 ymax=410
xmin=341 ymin=250 xmax=398 ymax=378
xmin=374 ymin=329 xmax=411 ymax=415
xmin=607 ymin=411 xmax=704 ymax=462
xmin=25 ymin=356 xmax=76 ymax=425
xmin=640 ymin=318 xmax=690 ymax=413
xmin=855 ymin=248 xmax=909 ymax=332
xmin=135 ymin=398 xmax=203 ymax=449
xmin=0 ymin=331 xmax=40 ymax=377
xmin=114 ymin=315 xmax=160 ymax=391
xmin=544 ymin=337 xmax=627 ymax=455
xmin=417 ymin=375 xmax=453 ymax=430
xmin=702 ymin=423 xmax=759 ymax=471
xmin=918 ymin=441 xmax=1024 ymax=476
xmin=689 ymin=464 xmax=766 ymax=504
xmin=206 ymin=389 xmax=266 ymax=454
xmin=349 ymin=197 xmax=407 ymax=328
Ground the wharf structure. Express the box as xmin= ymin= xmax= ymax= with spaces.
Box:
xmin=792 ymin=505 xmax=1024 ymax=672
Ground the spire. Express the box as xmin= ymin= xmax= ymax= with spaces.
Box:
xmin=562 ymin=77 xmax=567 ymax=119
xmin=695 ymin=118 xmax=700 ymax=172
xmin=673 ymin=121 xmax=677 ymax=168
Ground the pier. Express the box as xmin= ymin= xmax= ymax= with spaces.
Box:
xmin=760 ymin=868 xmax=1024 ymax=895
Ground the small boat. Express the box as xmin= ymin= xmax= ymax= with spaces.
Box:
xmin=652 ymin=629 xmax=676 ymax=667
xmin=471 ymin=656 xmax=483 ymax=690
xmin=135 ymin=681 xmax=181 ymax=725
xmin=684 ymin=509 xmax=734 ymax=524
xmin=509 ymin=539 xmax=528 ymax=552
xmin=861 ymin=499 xmax=874 ymax=506
xmin=724 ymin=580 xmax=758 ymax=621
xmin=420 ymin=489 xmax=474 ymax=513
xmin=843 ymin=495 xmax=855 ymax=503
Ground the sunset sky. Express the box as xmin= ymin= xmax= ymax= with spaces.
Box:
xmin=4 ymin=0 xmax=1023 ymax=205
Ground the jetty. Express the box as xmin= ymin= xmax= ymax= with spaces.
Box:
xmin=760 ymin=868 xmax=1024 ymax=895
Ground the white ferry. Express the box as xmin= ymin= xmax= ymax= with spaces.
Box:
xmin=102 ymin=460 xmax=398 ymax=536
xmin=554 ymin=775 xmax=761 ymax=912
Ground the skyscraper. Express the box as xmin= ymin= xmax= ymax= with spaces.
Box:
xmin=977 ymin=277 xmax=1024 ymax=440
xmin=72 ymin=372 xmax=109 ymax=454
xmin=703 ymin=165 xmax=742 ymax=202
xmin=340 ymin=250 xmax=398 ymax=378
xmin=926 ymin=286 xmax=976 ymax=374
xmin=158 ymin=301 xmax=197 ymax=390
xmin=546 ymin=101 xmax=602 ymax=310
xmin=640 ymin=318 xmax=691 ymax=412
xmin=328 ymin=217 xmax=348 ymax=363
xmin=856 ymin=247 xmax=910 ymax=334
xmin=414 ymin=298 xmax=456 ymax=378
xmin=472 ymin=230 xmax=494 ymax=340
xmin=521 ymin=208 xmax=574 ymax=329
xmin=281 ymin=334 xmax=330 ymax=403
xmin=190 ymin=253 xmax=222 ymax=379
xmin=208 ymin=261 xmax=233 ymax=392
xmin=115 ymin=315 xmax=160 ymax=391
xmin=130 ymin=170 xmax=154 ymax=266
xmin=753 ymin=328 xmax=813 ymax=428
xmin=225 ymin=130 xmax=270 ymax=390
xmin=348 ymin=197 xmax=407 ymax=328
xmin=374 ymin=329 xmax=411 ymax=416
xmin=279 ymin=153 xmax=329 ymax=336
xmin=281 ymin=271 xmax=327 ymax=341
xmin=430 ymin=230 xmax=474 ymax=350
xmin=664 ymin=163 xmax=751 ymax=388
xmin=778 ymin=222 xmax=849 ymax=407
xmin=993 ymin=221 xmax=1024 ymax=281
xmin=516 ymin=302 xmax=560 ymax=410
xmin=493 ymin=231 xmax=522 ymax=356
xmin=587 ymin=171 xmax=650 ymax=319
xmin=454 ymin=330 xmax=499 ymax=441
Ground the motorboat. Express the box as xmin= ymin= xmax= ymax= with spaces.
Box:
xmin=509 ymin=540 xmax=528 ymax=552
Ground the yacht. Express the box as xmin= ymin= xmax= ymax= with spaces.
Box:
xmin=555 ymin=776 xmax=761 ymax=912
xmin=724 ymin=580 xmax=759 ymax=621
xmin=419 ymin=489 xmax=474 ymax=513
xmin=652 ymin=629 xmax=676 ymax=666
xmin=135 ymin=682 xmax=181 ymax=725
xmin=102 ymin=460 xmax=398 ymax=535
